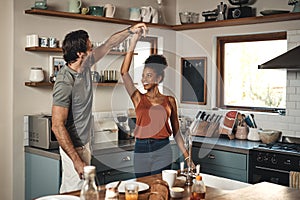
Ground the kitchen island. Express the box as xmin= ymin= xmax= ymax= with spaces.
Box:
xmin=25 ymin=137 xmax=262 ymax=199
xmin=63 ymin=172 xmax=300 ymax=200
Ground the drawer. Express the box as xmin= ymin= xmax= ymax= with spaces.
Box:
xmin=93 ymin=151 xmax=133 ymax=172
xmin=192 ymin=147 xmax=247 ymax=170
xmin=201 ymin=163 xmax=248 ymax=182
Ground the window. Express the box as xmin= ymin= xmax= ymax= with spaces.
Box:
xmin=216 ymin=32 xmax=287 ymax=112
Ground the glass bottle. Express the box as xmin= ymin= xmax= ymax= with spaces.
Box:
xmin=157 ymin=0 xmax=166 ymax=24
xmin=80 ymin=166 xmax=99 ymax=200
xmin=190 ymin=175 xmax=206 ymax=200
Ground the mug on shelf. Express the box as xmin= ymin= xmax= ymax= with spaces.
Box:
xmin=39 ymin=36 xmax=48 ymax=47
xmin=81 ymin=7 xmax=89 ymax=15
xmin=104 ymin=4 xmax=116 ymax=18
xmin=141 ymin=6 xmax=153 ymax=23
xmin=68 ymin=0 xmax=82 ymax=13
xmin=89 ymin=6 xmax=104 ymax=16
xmin=129 ymin=7 xmax=141 ymax=21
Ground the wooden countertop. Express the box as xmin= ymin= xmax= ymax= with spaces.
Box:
xmin=63 ymin=173 xmax=300 ymax=200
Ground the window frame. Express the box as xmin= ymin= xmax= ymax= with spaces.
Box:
xmin=139 ymin=36 xmax=158 ymax=55
xmin=216 ymin=31 xmax=287 ymax=112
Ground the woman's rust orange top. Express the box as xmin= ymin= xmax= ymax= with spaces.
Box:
xmin=134 ymin=94 xmax=172 ymax=139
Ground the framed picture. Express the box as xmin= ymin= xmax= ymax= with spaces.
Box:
xmin=49 ymin=56 xmax=66 ymax=78
xmin=180 ymin=57 xmax=207 ymax=105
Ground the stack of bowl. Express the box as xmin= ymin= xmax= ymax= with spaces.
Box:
xmin=179 ymin=12 xmax=199 ymax=24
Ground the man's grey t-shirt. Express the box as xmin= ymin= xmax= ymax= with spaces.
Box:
xmin=52 ymin=62 xmax=93 ymax=147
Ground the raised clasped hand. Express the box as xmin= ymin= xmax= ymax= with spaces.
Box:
xmin=130 ymin=23 xmax=148 ymax=37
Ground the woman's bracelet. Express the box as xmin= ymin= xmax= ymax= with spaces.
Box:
xmin=127 ymin=27 xmax=135 ymax=34
xmin=185 ymin=156 xmax=190 ymax=161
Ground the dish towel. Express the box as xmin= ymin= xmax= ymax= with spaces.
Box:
xmin=290 ymin=171 xmax=300 ymax=189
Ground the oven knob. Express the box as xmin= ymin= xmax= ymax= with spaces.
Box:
xmin=263 ymin=155 xmax=269 ymax=162
xmin=271 ymin=156 xmax=277 ymax=164
xmin=257 ymin=154 xmax=263 ymax=162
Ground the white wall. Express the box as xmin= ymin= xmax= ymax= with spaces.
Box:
xmin=0 ymin=0 xmax=13 ymax=200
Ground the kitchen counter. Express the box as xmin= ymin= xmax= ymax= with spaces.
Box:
xmin=192 ymin=136 xmax=261 ymax=154
xmin=24 ymin=146 xmax=60 ymax=160
xmin=25 ymin=136 xmax=262 ymax=159
xmin=63 ymin=173 xmax=300 ymax=200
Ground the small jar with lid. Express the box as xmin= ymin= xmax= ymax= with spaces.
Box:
xmin=29 ymin=67 xmax=44 ymax=82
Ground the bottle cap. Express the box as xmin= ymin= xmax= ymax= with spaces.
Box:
xmin=84 ymin=165 xmax=96 ymax=174
xmin=196 ymin=175 xmax=202 ymax=181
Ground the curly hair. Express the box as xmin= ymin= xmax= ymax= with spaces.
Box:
xmin=62 ymin=30 xmax=89 ymax=65
xmin=144 ymin=55 xmax=168 ymax=83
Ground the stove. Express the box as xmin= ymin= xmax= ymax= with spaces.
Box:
xmin=249 ymin=136 xmax=300 ymax=186
xmin=256 ymin=142 xmax=300 ymax=156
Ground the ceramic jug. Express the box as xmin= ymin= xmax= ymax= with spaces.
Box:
xmin=68 ymin=0 xmax=82 ymax=13
xmin=151 ymin=8 xmax=158 ymax=23
xmin=104 ymin=4 xmax=116 ymax=18
xmin=129 ymin=7 xmax=141 ymax=21
xmin=247 ymin=128 xmax=260 ymax=141
xmin=141 ymin=6 xmax=153 ymax=23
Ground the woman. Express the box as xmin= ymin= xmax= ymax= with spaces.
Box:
xmin=120 ymin=31 xmax=194 ymax=178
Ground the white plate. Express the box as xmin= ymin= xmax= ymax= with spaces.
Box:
xmin=106 ymin=180 xmax=149 ymax=193
xmin=36 ymin=195 xmax=80 ymax=200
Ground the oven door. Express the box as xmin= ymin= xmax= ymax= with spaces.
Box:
xmin=250 ymin=165 xmax=290 ymax=186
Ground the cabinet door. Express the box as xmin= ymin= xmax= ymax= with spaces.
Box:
xmin=104 ymin=167 xmax=136 ymax=184
xmin=25 ymin=153 xmax=61 ymax=200
xmin=93 ymin=151 xmax=134 ymax=172
xmin=192 ymin=147 xmax=248 ymax=182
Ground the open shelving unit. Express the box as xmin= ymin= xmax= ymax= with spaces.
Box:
xmin=24 ymin=81 xmax=127 ymax=87
xmin=25 ymin=46 xmax=136 ymax=55
xmin=25 ymin=8 xmax=300 ymax=31
xmin=24 ymin=8 xmax=300 ymax=87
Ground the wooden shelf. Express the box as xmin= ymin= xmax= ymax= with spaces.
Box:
xmin=25 ymin=82 xmax=54 ymax=87
xmin=25 ymin=9 xmax=300 ymax=31
xmin=172 ymin=12 xmax=300 ymax=30
xmin=25 ymin=81 xmax=128 ymax=87
xmin=25 ymin=46 xmax=136 ymax=55
xmin=25 ymin=9 xmax=170 ymax=30
xmin=25 ymin=46 xmax=62 ymax=52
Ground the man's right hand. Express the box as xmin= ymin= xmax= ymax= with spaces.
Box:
xmin=74 ymin=158 xmax=87 ymax=179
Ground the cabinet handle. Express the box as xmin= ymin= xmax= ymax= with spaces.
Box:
xmin=122 ymin=156 xmax=131 ymax=161
xmin=208 ymin=154 xmax=215 ymax=159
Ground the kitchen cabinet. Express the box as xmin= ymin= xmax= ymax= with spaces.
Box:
xmin=192 ymin=147 xmax=248 ymax=182
xmin=92 ymin=150 xmax=135 ymax=185
xmin=92 ymin=143 xmax=181 ymax=185
xmin=25 ymin=152 xmax=61 ymax=200
xmin=25 ymin=8 xmax=300 ymax=31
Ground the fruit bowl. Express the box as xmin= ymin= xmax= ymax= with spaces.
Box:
xmin=258 ymin=129 xmax=282 ymax=144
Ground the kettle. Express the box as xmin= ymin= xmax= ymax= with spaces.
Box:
xmin=217 ymin=2 xmax=227 ymax=20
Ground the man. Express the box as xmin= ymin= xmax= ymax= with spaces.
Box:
xmin=52 ymin=23 xmax=148 ymax=193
